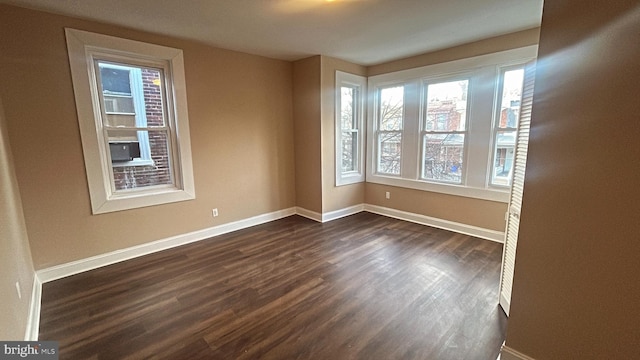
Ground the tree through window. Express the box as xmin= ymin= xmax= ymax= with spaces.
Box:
xmin=376 ymin=86 xmax=404 ymax=175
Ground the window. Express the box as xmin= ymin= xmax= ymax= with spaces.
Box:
xmin=366 ymin=46 xmax=537 ymax=202
xmin=421 ymin=79 xmax=469 ymax=184
xmin=376 ymin=85 xmax=404 ymax=175
xmin=335 ymin=71 xmax=366 ymax=186
xmin=491 ymin=67 xmax=525 ymax=187
xmin=65 ymin=28 xmax=195 ymax=214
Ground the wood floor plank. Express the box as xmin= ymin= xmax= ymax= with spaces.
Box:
xmin=39 ymin=213 xmax=506 ymax=359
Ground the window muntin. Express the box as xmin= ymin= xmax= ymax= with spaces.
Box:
xmin=335 ymin=71 xmax=366 ymax=186
xmin=421 ymin=79 xmax=469 ymax=184
xmin=376 ymin=85 xmax=404 ymax=175
xmin=491 ymin=67 xmax=525 ymax=187
xmin=66 ymin=28 xmax=195 ymax=214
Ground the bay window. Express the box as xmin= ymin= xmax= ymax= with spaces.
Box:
xmin=366 ymin=46 xmax=537 ymax=202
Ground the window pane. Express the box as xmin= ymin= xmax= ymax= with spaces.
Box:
xmin=110 ymin=130 xmax=173 ymax=190
xmin=497 ymin=68 xmax=524 ymax=129
xmin=378 ymin=132 xmax=401 ymax=175
xmin=98 ymin=62 xmax=166 ymax=128
xmin=425 ymin=80 xmax=468 ymax=131
xmin=104 ymin=113 xmax=136 ymax=127
xmin=422 ymin=133 xmax=465 ymax=183
xmin=141 ymin=67 xmax=166 ymax=128
xmin=341 ymin=131 xmax=357 ymax=172
xmin=100 ymin=66 xmax=131 ymax=95
xmin=492 ymin=130 xmax=517 ymax=186
xmin=379 ymin=86 xmax=403 ymax=131
xmin=103 ymin=95 xmax=134 ymax=114
xmin=341 ymin=87 xmax=355 ymax=130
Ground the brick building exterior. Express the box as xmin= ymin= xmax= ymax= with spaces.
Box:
xmin=112 ymin=68 xmax=172 ymax=190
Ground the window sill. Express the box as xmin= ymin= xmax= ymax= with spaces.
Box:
xmin=94 ymin=187 xmax=195 ymax=214
xmin=336 ymin=172 xmax=365 ymax=186
xmin=366 ymin=174 xmax=509 ymax=203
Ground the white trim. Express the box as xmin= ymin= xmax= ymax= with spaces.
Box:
xmin=30 ymin=203 xmax=503 ymax=341
xmin=321 ymin=204 xmax=364 ymax=222
xmin=500 ymin=345 xmax=537 ymax=360
xmin=24 ymin=275 xmax=42 ymax=341
xmin=36 ymin=203 xmax=503 ymax=282
xmin=295 ymin=207 xmax=323 ymax=222
xmin=296 ymin=204 xmax=503 ymax=242
xmin=37 ymin=207 xmax=296 ymax=283
xmin=363 ymin=204 xmax=504 ymax=243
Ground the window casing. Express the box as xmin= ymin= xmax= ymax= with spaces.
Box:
xmin=366 ymin=46 xmax=537 ymax=202
xmin=335 ymin=71 xmax=366 ymax=186
xmin=65 ymin=28 xmax=195 ymax=214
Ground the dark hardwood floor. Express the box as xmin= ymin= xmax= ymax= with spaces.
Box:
xmin=39 ymin=213 xmax=507 ymax=359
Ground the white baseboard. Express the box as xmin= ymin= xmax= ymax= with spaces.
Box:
xmin=37 ymin=207 xmax=296 ymax=283
xmin=295 ymin=207 xmax=323 ymax=222
xmin=36 ymin=203 xmax=501 ymax=281
xmin=500 ymin=345 xmax=536 ymax=360
xmin=322 ymin=204 xmax=364 ymax=222
xmin=363 ymin=204 xmax=505 ymax=243
xmin=30 ymin=203 xmax=503 ymax=341
xmin=24 ymin=274 xmax=41 ymax=341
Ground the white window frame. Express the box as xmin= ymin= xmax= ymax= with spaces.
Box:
xmin=65 ymin=28 xmax=195 ymax=214
xmin=366 ymin=46 xmax=537 ymax=202
xmin=335 ymin=71 xmax=366 ymax=186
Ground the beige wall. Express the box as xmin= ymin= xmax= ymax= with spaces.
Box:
xmin=293 ymin=56 xmax=323 ymax=213
xmin=320 ymin=56 xmax=367 ymax=213
xmin=366 ymin=184 xmax=506 ymax=231
xmin=364 ymin=29 xmax=540 ymax=232
xmin=368 ymin=27 xmax=540 ymax=76
xmin=0 ymin=97 xmax=36 ymax=340
xmin=505 ymin=1 xmax=640 ymax=358
xmin=0 ymin=5 xmax=296 ymax=269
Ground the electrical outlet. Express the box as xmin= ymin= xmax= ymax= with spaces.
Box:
xmin=212 ymin=208 xmax=219 ymax=217
xmin=385 ymin=191 xmax=390 ymax=199
xmin=15 ymin=281 xmax=21 ymax=300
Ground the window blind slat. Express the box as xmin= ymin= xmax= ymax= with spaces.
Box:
xmin=499 ymin=61 xmax=536 ymax=316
